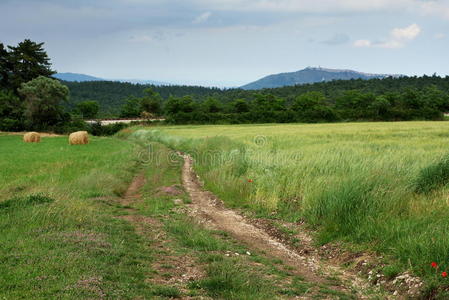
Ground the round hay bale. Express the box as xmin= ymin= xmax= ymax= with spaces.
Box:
xmin=69 ymin=131 xmax=89 ymax=145
xmin=23 ymin=132 xmax=41 ymax=143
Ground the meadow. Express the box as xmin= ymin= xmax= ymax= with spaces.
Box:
xmin=133 ymin=121 xmax=449 ymax=293
xmin=4 ymin=121 xmax=449 ymax=297
xmin=1 ymin=133 xmax=335 ymax=299
xmin=0 ymin=134 xmax=154 ymax=298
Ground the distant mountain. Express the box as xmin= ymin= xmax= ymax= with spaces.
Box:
xmin=54 ymin=72 xmax=171 ymax=85
xmin=241 ymin=67 xmax=401 ymax=90
xmin=114 ymin=78 xmax=171 ymax=86
xmin=53 ymin=73 xmax=104 ymax=82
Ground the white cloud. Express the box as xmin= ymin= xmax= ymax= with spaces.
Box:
xmin=354 ymin=24 xmax=421 ymax=49
xmin=420 ymin=0 xmax=449 ymax=20
xmin=193 ymin=11 xmax=212 ymax=24
xmin=354 ymin=39 xmax=372 ymax=47
xmin=391 ymin=23 xmax=421 ymax=41
xmin=435 ymin=33 xmax=446 ymax=39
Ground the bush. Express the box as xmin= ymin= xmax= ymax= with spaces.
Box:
xmin=88 ymin=122 xmax=128 ymax=136
xmin=414 ymin=154 xmax=449 ymax=193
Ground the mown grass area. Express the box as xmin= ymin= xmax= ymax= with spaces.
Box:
xmin=0 ymin=134 xmax=157 ymax=299
xmin=130 ymin=121 xmax=449 ymax=295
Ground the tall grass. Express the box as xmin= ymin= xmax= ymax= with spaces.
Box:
xmin=131 ymin=122 xmax=449 ymax=290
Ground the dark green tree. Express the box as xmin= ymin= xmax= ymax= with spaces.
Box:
xmin=120 ymin=96 xmax=141 ymax=118
xmin=231 ymin=99 xmax=250 ymax=113
xmin=140 ymin=88 xmax=162 ymax=115
xmin=18 ymin=76 xmax=69 ymax=129
xmin=292 ymin=91 xmax=337 ymax=122
xmin=76 ymin=100 xmax=99 ymax=119
xmin=0 ymin=43 xmax=11 ymax=90
xmin=201 ymin=97 xmax=222 ymax=113
xmin=0 ymin=89 xmax=24 ymax=131
xmin=7 ymin=39 xmax=55 ymax=92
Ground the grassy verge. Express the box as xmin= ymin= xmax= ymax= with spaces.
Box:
xmin=128 ymin=122 xmax=449 ymax=296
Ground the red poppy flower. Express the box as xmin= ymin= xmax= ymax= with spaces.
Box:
xmin=432 ymin=262 xmax=438 ymax=268
xmin=248 ymin=179 xmax=253 ymax=183
xmin=442 ymin=271 xmax=447 ymax=278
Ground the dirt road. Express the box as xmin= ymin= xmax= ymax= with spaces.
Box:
xmin=180 ymin=153 xmax=392 ymax=299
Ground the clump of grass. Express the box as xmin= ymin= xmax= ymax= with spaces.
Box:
xmin=151 ymin=285 xmax=181 ymax=298
xmin=0 ymin=193 xmax=54 ymax=211
xmin=193 ymin=260 xmax=275 ymax=300
xmin=414 ymin=154 xmax=449 ymax=193
xmin=165 ymin=216 xmax=228 ymax=251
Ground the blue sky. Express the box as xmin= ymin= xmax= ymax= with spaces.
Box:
xmin=2 ymin=0 xmax=449 ymax=87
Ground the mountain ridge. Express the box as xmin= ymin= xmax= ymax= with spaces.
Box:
xmin=241 ymin=67 xmax=402 ymax=90
xmin=54 ymin=72 xmax=170 ymax=86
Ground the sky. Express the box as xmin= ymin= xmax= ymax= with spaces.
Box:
xmin=1 ymin=0 xmax=449 ymax=87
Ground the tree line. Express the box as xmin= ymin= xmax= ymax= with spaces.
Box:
xmin=2 ymin=39 xmax=449 ymax=131
xmin=65 ymin=73 xmax=449 ymax=124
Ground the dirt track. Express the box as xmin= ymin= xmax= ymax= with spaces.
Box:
xmin=180 ymin=153 xmax=390 ymax=299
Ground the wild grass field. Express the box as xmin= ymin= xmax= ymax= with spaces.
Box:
xmin=132 ymin=121 xmax=449 ymax=295
xmin=2 ymin=133 xmax=346 ymax=299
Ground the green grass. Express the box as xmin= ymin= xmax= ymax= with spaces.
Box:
xmin=129 ymin=121 xmax=449 ymax=293
xmin=0 ymin=134 xmax=155 ymax=299
xmin=1 ymin=133 xmax=359 ymax=298
xmin=134 ymin=140 xmax=351 ymax=299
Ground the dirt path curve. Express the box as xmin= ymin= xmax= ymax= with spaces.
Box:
xmin=180 ymin=153 xmax=387 ymax=299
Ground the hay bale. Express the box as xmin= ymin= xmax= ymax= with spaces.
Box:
xmin=69 ymin=131 xmax=89 ymax=145
xmin=23 ymin=132 xmax=41 ymax=143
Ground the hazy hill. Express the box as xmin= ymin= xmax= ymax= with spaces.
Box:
xmin=54 ymin=73 xmax=104 ymax=82
xmin=54 ymin=72 xmax=170 ymax=85
xmin=241 ymin=67 xmax=398 ymax=90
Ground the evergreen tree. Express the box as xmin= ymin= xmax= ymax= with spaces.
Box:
xmin=7 ymin=39 xmax=55 ymax=92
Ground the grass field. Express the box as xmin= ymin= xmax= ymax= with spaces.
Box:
xmin=1 ymin=133 xmax=345 ymax=299
xmin=0 ymin=135 xmax=156 ymax=298
xmin=132 ymin=121 xmax=449 ymax=294
xmin=4 ymin=121 xmax=449 ymax=297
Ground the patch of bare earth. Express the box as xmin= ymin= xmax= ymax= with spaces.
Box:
xmin=155 ymin=184 xmax=184 ymax=196
xmin=180 ymin=153 xmax=417 ymax=299
xmin=65 ymin=276 xmax=106 ymax=299
xmin=117 ymin=173 xmax=206 ymax=299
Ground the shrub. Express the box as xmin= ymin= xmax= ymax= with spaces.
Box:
xmin=89 ymin=122 xmax=128 ymax=136
xmin=414 ymin=154 xmax=449 ymax=193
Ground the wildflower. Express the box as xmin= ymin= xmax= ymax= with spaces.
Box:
xmin=431 ymin=262 xmax=438 ymax=268
xmin=248 ymin=179 xmax=253 ymax=183
xmin=442 ymin=272 xmax=448 ymax=278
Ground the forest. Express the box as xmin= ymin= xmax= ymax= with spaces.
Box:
xmin=64 ymin=75 xmax=449 ymax=124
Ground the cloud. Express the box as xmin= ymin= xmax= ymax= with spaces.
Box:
xmin=321 ymin=33 xmax=350 ymax=45
xmin=420 ymin=0 xmax=449 ymax=20
xmin=391 ymin=23 xmax=421 ymax=40
xmin=354 ymin=39 xmax=372 ymax=47
xmin=192 ymin=11 xmax=212 ymax=24
xmin=354 ymin=23 xmax=421 ymax=49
